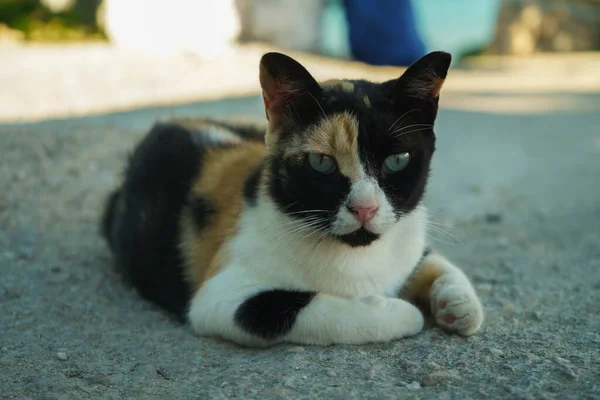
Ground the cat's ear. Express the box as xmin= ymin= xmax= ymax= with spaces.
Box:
xmin=259 ymin=52 xmax=321 ymax=135
xmin=391 ymin=51 xmax=452 ymax=101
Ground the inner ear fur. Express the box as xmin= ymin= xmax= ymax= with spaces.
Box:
xmin=259 ymin=52 xmax=322 ymax=142
xmin=392 ymin=51 xmax=452 ymax=100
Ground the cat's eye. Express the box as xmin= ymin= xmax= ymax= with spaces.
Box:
xmin=308 ymin=153 xmax=336 ymax=174
xmin=383 ymin=152 xmax=410 ymax=173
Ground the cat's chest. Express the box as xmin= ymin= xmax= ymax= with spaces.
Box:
xmin=228 ymin=210 xmax=426 ymax=297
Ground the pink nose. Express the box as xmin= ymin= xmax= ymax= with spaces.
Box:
xmin=348 ymin=205 xmax=379 ymax=224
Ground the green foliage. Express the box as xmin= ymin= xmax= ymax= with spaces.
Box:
xmin=0 ymin=0 xmax=105 ymax=42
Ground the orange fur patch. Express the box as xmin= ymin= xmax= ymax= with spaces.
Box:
xmin=180 ymin=142 xmax=266 ymax=290
xmin=399 ymin=253 xmax=444 ymax=305
xmin=431 ymin=78 xmax=445 ymax=98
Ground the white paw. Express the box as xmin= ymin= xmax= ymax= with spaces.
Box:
xmin=390 ymin=298 xmax=425 ymax=337
xmin=430 ymin=282 xmax=483 ymax=336
xmin=374 ymin=297 xmax=424 ymax=339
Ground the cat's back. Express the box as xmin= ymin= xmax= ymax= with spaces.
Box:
xmin=102 ymin=117 xmax=266 ymax=318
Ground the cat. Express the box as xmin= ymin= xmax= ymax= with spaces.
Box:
xmin=101 ymin=51 xmax=483 ymax=346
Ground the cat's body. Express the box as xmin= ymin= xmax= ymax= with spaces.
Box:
xmin=102 ymin=52 xmax=483 ymax=346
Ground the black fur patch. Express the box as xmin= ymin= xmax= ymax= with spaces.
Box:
xmin=100 ymin=188 xmax=121 ymax=251
xmin=189 ymin=196 xmax=214 ymax=232
xmin=337 ymin=228 xmax=380 ymax=248
xmin=243 ymin=164 xmax=263 ymax=206
xmin=103 ymin=122 xmax=205 ymax=319
xmin=235 ymin=290 xmax=316 ymax=340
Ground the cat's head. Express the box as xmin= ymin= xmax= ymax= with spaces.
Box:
xmin=259 ymin=51 xmax=450 ymax=247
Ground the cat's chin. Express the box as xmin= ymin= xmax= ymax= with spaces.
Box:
xmin=335 ymin=227 xmax=380 ymax=248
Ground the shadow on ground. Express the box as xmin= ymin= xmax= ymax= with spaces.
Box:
xmin=1 ymin=92 xmax=599 ymax=399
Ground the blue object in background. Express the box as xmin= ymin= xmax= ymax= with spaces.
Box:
xmin=343 ymin=0 xmax=426 ymax=66
xmin=320 ymin=0 xmax=352 ymax=59
xmin=413 ymin=0 xmax=500 ymax=58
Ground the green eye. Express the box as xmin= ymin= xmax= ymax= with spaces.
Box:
xmin=308 ymin=153 xmax=336 ymax=174
xmin=383 ymin=152 xmax=410 ymax=173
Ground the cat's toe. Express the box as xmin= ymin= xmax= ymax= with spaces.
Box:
xmin=431 ymin=283 xmax=483 ymax=336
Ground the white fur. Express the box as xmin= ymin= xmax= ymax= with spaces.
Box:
xmin=188 ymin=196 xmax=428 ymax=346
xmin=199 ymin=127 xmax=243 ymax=145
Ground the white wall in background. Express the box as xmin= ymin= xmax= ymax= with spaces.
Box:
xmin=102 ymin=0 xmax=241 ymax=58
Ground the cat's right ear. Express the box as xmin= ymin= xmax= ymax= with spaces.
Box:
xmin=259 ymin=52 xmax=321 ymax=143
xmin=391 ymin=51 xmax=452 ymax=102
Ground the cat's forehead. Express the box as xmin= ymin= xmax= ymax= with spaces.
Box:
xmin=320 ymin=79 xmax=387 ymax=111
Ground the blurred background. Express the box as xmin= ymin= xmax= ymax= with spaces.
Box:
xmin=1 ymin=0 xmax=599 ymax=122
xmin=2 ymin=0 xmax=599 ymax=57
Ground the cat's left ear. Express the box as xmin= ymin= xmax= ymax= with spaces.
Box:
xmin=391 ymin=51 xmax=452 ymax=101
xmin=259 ymin=52 xmax=321 ymax=141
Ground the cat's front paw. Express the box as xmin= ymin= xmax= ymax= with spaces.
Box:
xmin=430 ymin=281 xmax=483 ymax=336
xmin=357 ymin=295 xmax=424 ymax=339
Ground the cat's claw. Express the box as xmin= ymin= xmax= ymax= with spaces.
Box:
xmin=430 ymin=281 xmax=483 ymax=336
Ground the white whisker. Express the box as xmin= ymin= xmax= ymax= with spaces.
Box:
xmin=388 ymin=108 xmax=419 ymax=133
xmin=391 ymin=123 xmax=433 ymax=133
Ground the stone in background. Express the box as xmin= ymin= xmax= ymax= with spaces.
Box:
xmin=235 ymin=0 xmax=325 ymax=53
xmin=487 ymin=0 xmax=600 ymax=55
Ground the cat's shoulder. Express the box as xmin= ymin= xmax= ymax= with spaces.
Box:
xmin=164 ymin=117 xmax=266 ymax=146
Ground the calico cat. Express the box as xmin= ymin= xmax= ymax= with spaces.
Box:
xmin=101 ymin=51 xmax=483 ymax=346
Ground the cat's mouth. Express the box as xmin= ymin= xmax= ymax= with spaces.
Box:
xmin=335 ymin=227 xmax=380 ymax=248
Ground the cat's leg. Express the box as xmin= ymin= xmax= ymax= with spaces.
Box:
xmin=188 ymin=267 xmax=424 ymax=347
xmin=400 ymin=250 xmax=483 ymax=336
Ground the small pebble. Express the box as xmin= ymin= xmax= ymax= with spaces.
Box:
xmin=56 ymin=352 xmax=68 ymax=361
xmin=554 ymin=356 xmax=570 ymax=364
xmin=489 ymin=348 xmax=503 ymax=357
xmin=368 ymin=367 xmax=378 ymax=380
xmin=422 ymin=370 xmax=460 ymax=386
xmin=406 ymin=381 xmax=421 ymax=390
xmin=485 ymin=213 xmax=503 ymax=224
xmin=401 ymin=360 xmax=420 ymax=372
xmin=427 ymin=361 xmax=442 ymax=369
xmin=326 ymin=370 xmax=337 ymax=378
xmin=560 ymin=365 xmax=580 ymax=380
xmin=85 ymin=374 xmax=111 ymax=387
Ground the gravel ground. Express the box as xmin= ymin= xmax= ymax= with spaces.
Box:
xmin=1 ymin=45 xmax=600 ymax=399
